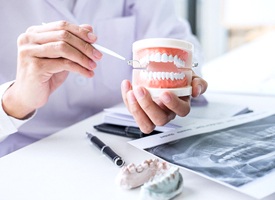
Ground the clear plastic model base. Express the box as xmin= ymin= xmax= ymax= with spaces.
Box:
xmin=132 ymin=38 xmax=194 ymax=97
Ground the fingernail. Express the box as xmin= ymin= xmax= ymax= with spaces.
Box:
xmin=134 ymin=87 xmax=145 ymax=100
xmin=121 ymin=80 xmax=130 ymax=93
xmin=93 ymin=48 xmax=102 ymax=59
xmin=160 ymin=93 xmax=171 ymax=104
xmin=89 ymin=60 xmax=96 ymax=70
xmin=127 ymin=91 xmax=137 ymax=104
xmin=195 ymin=85 xmax=202 ymax=97
xmin=88 ymin=32 xmax=97 ymax=41
xmin=198 ymin=85 xmax=202 ymax=94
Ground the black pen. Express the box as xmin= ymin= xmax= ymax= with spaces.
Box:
xmin=86 ymin=132 xmax=125 ymax=167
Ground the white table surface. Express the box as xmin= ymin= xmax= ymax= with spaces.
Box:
xmin=0 ymin=92 xmax=274 ymax=200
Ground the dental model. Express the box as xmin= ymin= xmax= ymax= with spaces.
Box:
xmin=132 ymin=38 xmax=194 ymax=97
xmin=140 ymin=165 xmax=183 ymax=200
xmin=116 ymin=159 xmax=183 ymax=200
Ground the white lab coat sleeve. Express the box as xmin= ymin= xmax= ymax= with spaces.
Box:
xmin=0 ymin=81 xmax=35 ymax=141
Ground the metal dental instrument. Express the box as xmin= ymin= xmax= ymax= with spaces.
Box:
xmin=92 ymin=43 xmax=142 ymax=68
xmin=192 ymin=62 xmax=199 ymax=68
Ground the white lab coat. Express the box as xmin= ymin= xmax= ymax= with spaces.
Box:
xmin=0 ymin=0 xmax=201 ymax=156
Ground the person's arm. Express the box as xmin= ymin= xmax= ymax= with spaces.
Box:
xmin=0 ymin=81 xmax=35 ymax=140
xmin=1 ymin=21 xmax=102 ymax=119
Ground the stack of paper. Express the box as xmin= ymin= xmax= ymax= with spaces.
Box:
xmin=102 ymin=100 xmax=249 ymax=132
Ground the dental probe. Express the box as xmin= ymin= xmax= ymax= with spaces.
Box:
xmin=92 ymin=43 xmax=142 ymax=68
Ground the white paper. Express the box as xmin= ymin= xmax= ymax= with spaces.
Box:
xmin=188 ymin=101 xmax=250 ymax=119
xmin=102 ymin=101 xmax=249 ymax=132
xmin=103 ymin=106 xmax=181 ymax=132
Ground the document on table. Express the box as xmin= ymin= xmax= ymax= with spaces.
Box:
xmin=102 ymin=100 xmax=249 ymax=132
xmin=103 ymin=106 xmax=181 ymax=132
xmin=129 ymin=111 xmax=275 ymax=199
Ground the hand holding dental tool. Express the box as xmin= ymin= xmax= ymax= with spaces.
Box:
xmin=92 ymin=43 xmax=142 ymax=68
xmin=86 ymin=132 xmax=125 ymax=167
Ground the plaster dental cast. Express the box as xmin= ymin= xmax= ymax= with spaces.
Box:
xmin=116 ymin=158 xmax=183 ymax=200
xmin=0 ymin=0 xmax=207 ymax=157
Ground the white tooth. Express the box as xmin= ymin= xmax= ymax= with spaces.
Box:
xmin=146 ymin=55 xmax=150 ymax=64
xmin=165 ymin=72 xmax=169 ymax=79
xmin=177 ymin=58 xmax=180 ymax=66
xmin=149 ymin=54 xmax=155 ymax=61
xmin=140 ymin=70 xmax=186 ymax=81
xmin=136 ymin=165 xmax=144 ymax=173
xmin=170 ymin=72 xmax=174 ymax=81
xmin=176 ymin=60 xmax=185 ymax=68
xmin=154 ymin=72 xmax=158 ymax=80
xmin=142 ymin=57 xmax=148 ymax=64
xmin=175 ymin=59 xmax=182 ymax=68
xmin=153 ymin=72 xmax=157 ymax=80
xmin=175 ymin=73 xmax=179 ymax=80
xmin=141 ymin=71 xmax=147 ymax=80
xmin=144 ymin=55 xmax=150 ymax=65
xmin=168 ymin=55 xmax=173 ymax=62
xmin=161 ymin=72 xmax=166 ymax=80
xmin=174 ymin=55 xmax=178 ymax=65
xmin=158 ymin=72 xmax=162 ymax=80
xmin=154 ymin=53 xmax=161 ymax=62
xmin=146 ymin=71 xmax=150 ymax=79
xmin=140 ymin=57 xmax=146 ymax=66
xmin=148 ymin=71 xmax=153 ymax=79
xmin=161 ymin=53 xmax=168 ymax=62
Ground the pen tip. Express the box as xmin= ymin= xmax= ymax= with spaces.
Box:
xmin=86 ymin=132 xmax=93 ymax=138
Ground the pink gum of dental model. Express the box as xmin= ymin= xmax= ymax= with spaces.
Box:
xmin=132 ymin=38 xmax=194 ymax=97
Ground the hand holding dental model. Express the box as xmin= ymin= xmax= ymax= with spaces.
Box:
xmin=121 ymin=38 xmax=207 ymax=134
xmin=91 ymin=38 xmax=207 ymax=135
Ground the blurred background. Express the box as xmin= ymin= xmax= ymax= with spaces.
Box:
xmin=174 ymin=0 xmax=275 ymax=96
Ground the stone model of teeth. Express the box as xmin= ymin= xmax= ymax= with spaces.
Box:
xmin=132 ymin=38 xmax=194 ymax=97
xmin=116 ymin=158 xmax=183 ymax=200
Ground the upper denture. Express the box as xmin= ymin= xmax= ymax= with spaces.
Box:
xmin=137 ymin=48 xmax=188 ymax=68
